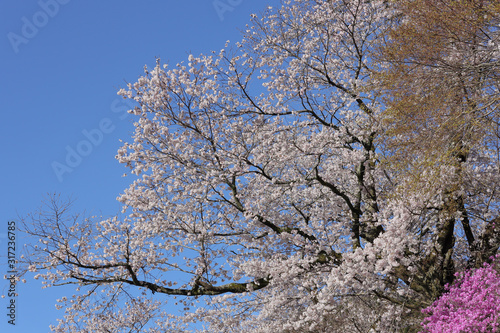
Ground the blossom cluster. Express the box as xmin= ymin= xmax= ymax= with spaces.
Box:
xmin=421 ymin=255 xmax=500 ymax=333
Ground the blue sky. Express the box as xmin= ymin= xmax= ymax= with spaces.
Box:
xmin=0 ymin=1 xmax=280 ymax=331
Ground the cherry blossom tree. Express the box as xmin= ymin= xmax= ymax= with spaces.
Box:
xmin=19 ymin=0 xmax=500 ymax=332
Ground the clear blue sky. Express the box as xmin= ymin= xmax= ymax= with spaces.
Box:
xmin=0 ymin=1 xmax=280 ymax=331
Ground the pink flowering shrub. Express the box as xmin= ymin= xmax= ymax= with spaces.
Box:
xmin=421 ymin=255 xmax=500 ymax=333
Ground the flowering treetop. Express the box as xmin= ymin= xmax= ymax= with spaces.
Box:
xmin=20 ymin=0 xmax=500 ymax=332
